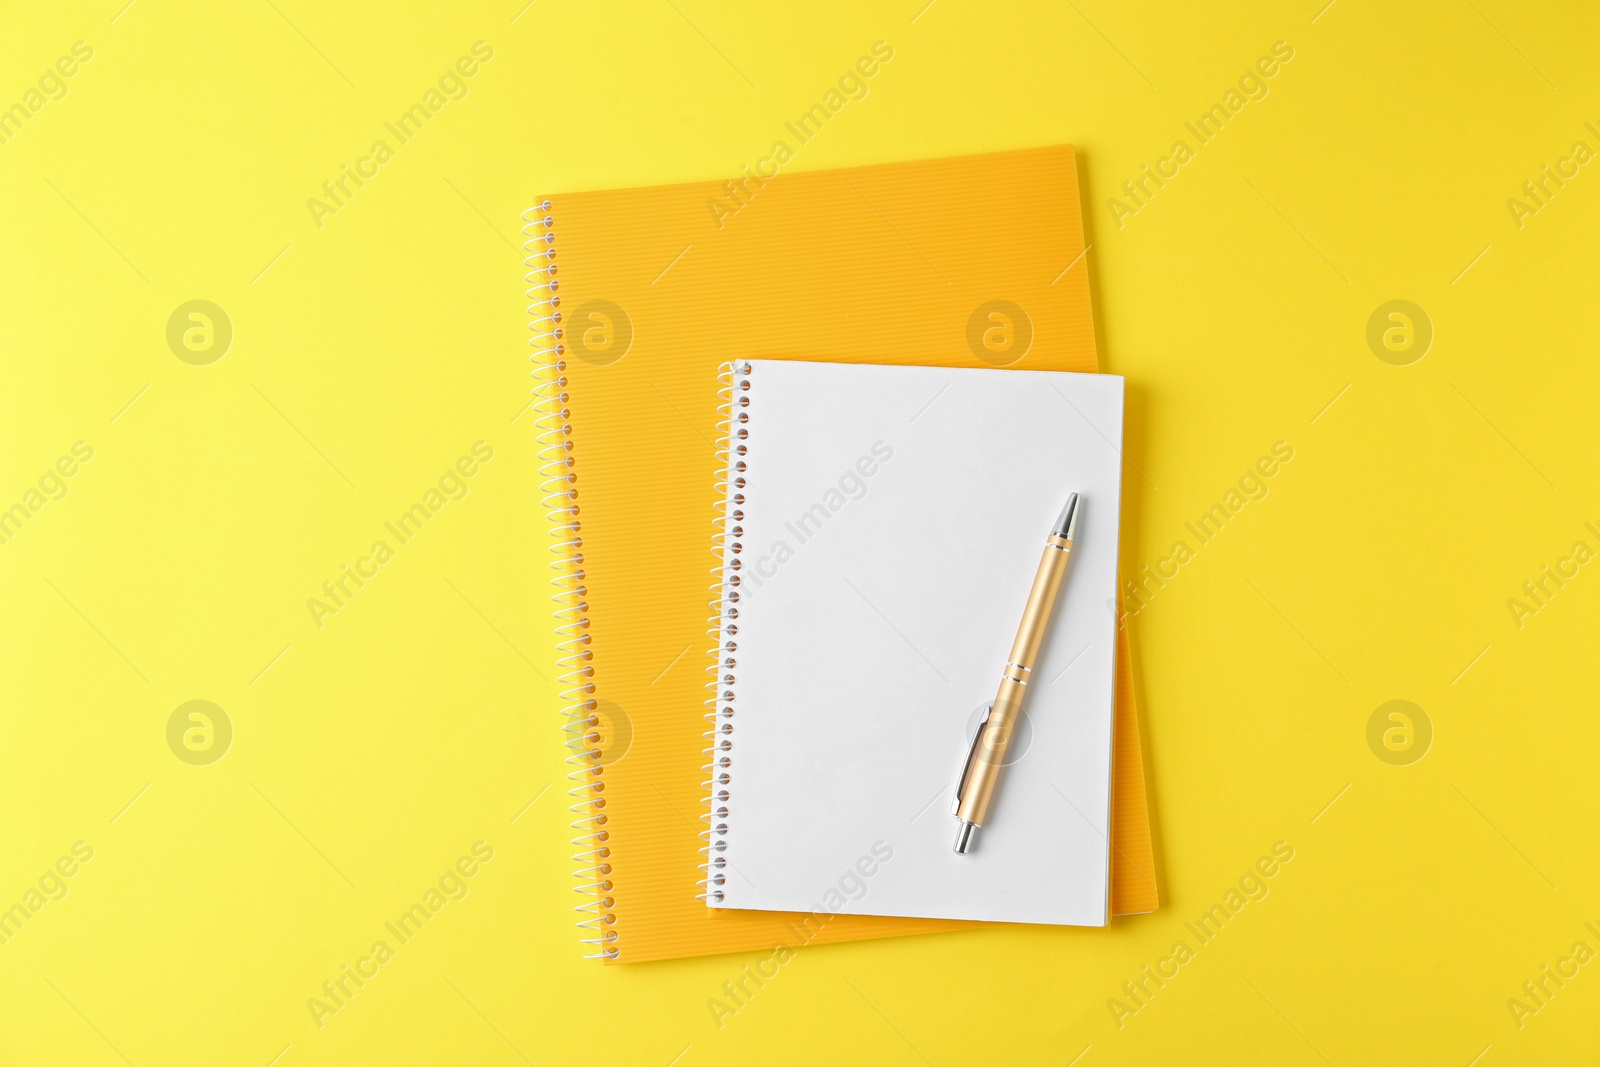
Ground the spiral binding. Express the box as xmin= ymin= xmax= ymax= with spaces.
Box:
xmin=522 ymin=199 xmax=616 ymax=960
xmin=699 ymin=360 xmax=752 ymax=906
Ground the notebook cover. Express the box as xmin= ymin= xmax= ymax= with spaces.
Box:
xmin=526 ymin=145 xmax=1157 ymax=962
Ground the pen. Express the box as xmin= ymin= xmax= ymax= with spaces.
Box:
xmin=953 ymin=492 xmax=1080 ymax=854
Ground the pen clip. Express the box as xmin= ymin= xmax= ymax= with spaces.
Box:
xmin=952 ymin=703 xmax=990 ymax=816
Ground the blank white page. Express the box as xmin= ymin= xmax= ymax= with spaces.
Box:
xmin=710 ymin=359 xmax=1124 ymax=926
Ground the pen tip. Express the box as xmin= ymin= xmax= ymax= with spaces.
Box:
xmin=1052 ymin=492 xmax=1081 ymax=541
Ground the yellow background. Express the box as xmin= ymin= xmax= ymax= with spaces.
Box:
xmin=2 ymin=0 xmax=1597 ymax=1063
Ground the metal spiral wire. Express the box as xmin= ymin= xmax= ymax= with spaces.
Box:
xmin=523 ymin=200 xmax=616 ymax=959
xmin=700 ymin=361 xmax=751 ymax=906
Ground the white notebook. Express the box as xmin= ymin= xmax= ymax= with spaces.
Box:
xmin=705 ymin=359 xmax=1125 ymax=926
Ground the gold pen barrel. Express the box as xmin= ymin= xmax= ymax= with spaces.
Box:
xmin=1007 ymin=532 xmax=1075 ymax=669
xmin=954 ymin=532 xmax=1074 ymax=830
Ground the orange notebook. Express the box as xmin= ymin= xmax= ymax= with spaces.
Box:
xmin=525 ymin=146 xmax=1157 ymax=962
